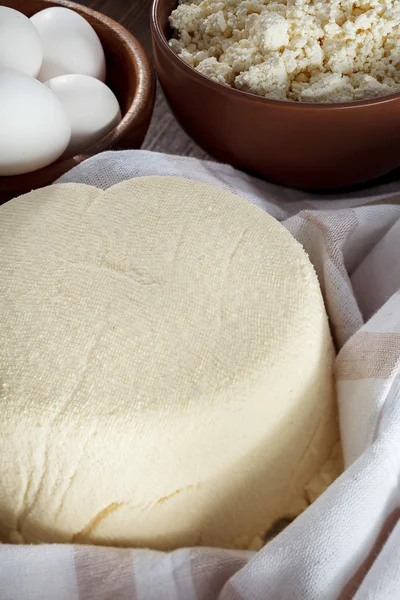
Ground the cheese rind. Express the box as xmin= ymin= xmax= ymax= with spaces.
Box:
xmin=0 ymin=177 xmax=339 ymax=549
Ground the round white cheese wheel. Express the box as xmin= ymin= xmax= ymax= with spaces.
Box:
xmin=0 ymin=177 xmax=339 ymax=549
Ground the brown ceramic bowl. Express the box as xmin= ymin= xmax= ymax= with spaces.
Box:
xmin=151 ymin=0 xmax=400 ymax=190
xmin=0 ymin=0 xmax=155 ymax=202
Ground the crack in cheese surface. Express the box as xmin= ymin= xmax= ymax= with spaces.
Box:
xmin=0 ymin=177 xmax=339 ymax=549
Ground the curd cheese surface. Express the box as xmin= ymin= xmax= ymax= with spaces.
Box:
xmin=0 ymin=177 xmax=339 ymax=549
xmin=169 ymin=0 xmax=400 ymax=102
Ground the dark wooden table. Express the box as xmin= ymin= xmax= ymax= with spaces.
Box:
xmin=76 ymin=0 xmax=209 ymax=159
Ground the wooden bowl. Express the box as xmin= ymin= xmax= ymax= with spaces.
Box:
xmin=152 ymin=0 xmax=400 ymax=190
xmin=0 ymin=0 xmax=155 ymax=202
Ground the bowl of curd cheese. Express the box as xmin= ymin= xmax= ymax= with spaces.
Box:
xmin=151 ymin=0 xmax=400 ymax=190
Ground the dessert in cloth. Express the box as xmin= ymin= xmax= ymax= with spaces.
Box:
xmin=1 ymin=150 xmax=399 ymax=599
xmin=0 ymin=176 xmax=339 ymax=549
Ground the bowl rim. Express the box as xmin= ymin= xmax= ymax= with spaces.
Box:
xmin=151 ymin=0 xmax=400 ymax=110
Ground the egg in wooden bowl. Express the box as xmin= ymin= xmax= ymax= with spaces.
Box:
xmin=0 ymin=0 xmax=155 ymax=203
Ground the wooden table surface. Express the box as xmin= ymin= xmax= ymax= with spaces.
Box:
xmin=76 ymin=0 xmax=209 ymax=159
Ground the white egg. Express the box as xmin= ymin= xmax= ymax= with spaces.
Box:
xmin=0 ymin=7 xmax=43 ymax=77
xmin=45 ymin=74 xmax=121 ymax=157
xmin=0 ymin=68 xmax=71 ymax=176
xmin=31 ymin=7 xmax=106 ymax=84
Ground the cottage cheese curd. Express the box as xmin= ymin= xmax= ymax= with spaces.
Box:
xmin=169 ymin=0 xmax=400 ymax=102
